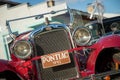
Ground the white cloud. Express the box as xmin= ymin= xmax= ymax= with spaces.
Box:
xmin=103 ymin=13 xmax=120 ymax=18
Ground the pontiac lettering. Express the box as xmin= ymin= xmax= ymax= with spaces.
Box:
xmin=41 ymin=50 xmax=71 ymax=69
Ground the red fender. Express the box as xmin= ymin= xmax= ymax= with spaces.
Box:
xmin=0 ymin=59 xmax=15 ymax=72
xmin=86 ymin=35 xmax=120 ymax=75
xmin=0 ymin=55 xmax=33 ymax=80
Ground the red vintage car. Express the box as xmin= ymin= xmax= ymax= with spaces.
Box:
xmin=0 ymin=9 xmax=120 ymax=80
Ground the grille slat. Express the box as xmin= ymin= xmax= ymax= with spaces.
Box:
xmin=33 ymin=28 xmax=78 ymax=80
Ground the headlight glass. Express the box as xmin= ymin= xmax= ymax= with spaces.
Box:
xmin=73 ymin=27 xmax=91 ymax=46
xmin=13 ymin=40 xmax=32 ymax=59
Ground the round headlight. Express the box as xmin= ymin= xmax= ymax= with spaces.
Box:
xmin=13 ymin=40 xmax=32 ymax=59
xmin=73 ymin=27 xmax=91 ymax=46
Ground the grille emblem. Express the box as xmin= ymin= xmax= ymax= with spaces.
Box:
xmin=45 ymin=27 xmax=52 ymax=31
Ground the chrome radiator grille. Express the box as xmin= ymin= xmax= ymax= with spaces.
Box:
xmin=34 ymin=28 xmax=71 ymax=55
xmin=33 ymin=28 xmax=78 ymax=80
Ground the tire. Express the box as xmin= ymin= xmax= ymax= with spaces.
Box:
xmin=0 ymin=71 xmax=21 ymax=80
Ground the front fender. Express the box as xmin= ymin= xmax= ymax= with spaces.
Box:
xmin=0 ymin=59 xmax=31 ymax=80
xmin=0 ymin=59 xmax=15 ymax=72
xmin=86 ymin=35 xmax=120 ymax=74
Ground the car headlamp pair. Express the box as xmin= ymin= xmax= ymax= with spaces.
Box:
xmin=13 ymin=40 xmax=32 ymax=59
xmin=13 ymin=27 xmax=91 ymax=59
xmin=73 ymin=27 xmax=92 ymax=46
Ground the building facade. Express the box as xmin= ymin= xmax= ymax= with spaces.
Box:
xmin=0 ymin=1 xmax=68 ymax=60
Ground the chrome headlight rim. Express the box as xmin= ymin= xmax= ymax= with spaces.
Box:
xmin=13 ymin=40 xmax=33 ymax=59
xmin=72 ymin=27 xmax=92 ymax=46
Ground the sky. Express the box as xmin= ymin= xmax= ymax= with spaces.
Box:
xmin=11 ymin=0 xmax=120 ymax=14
